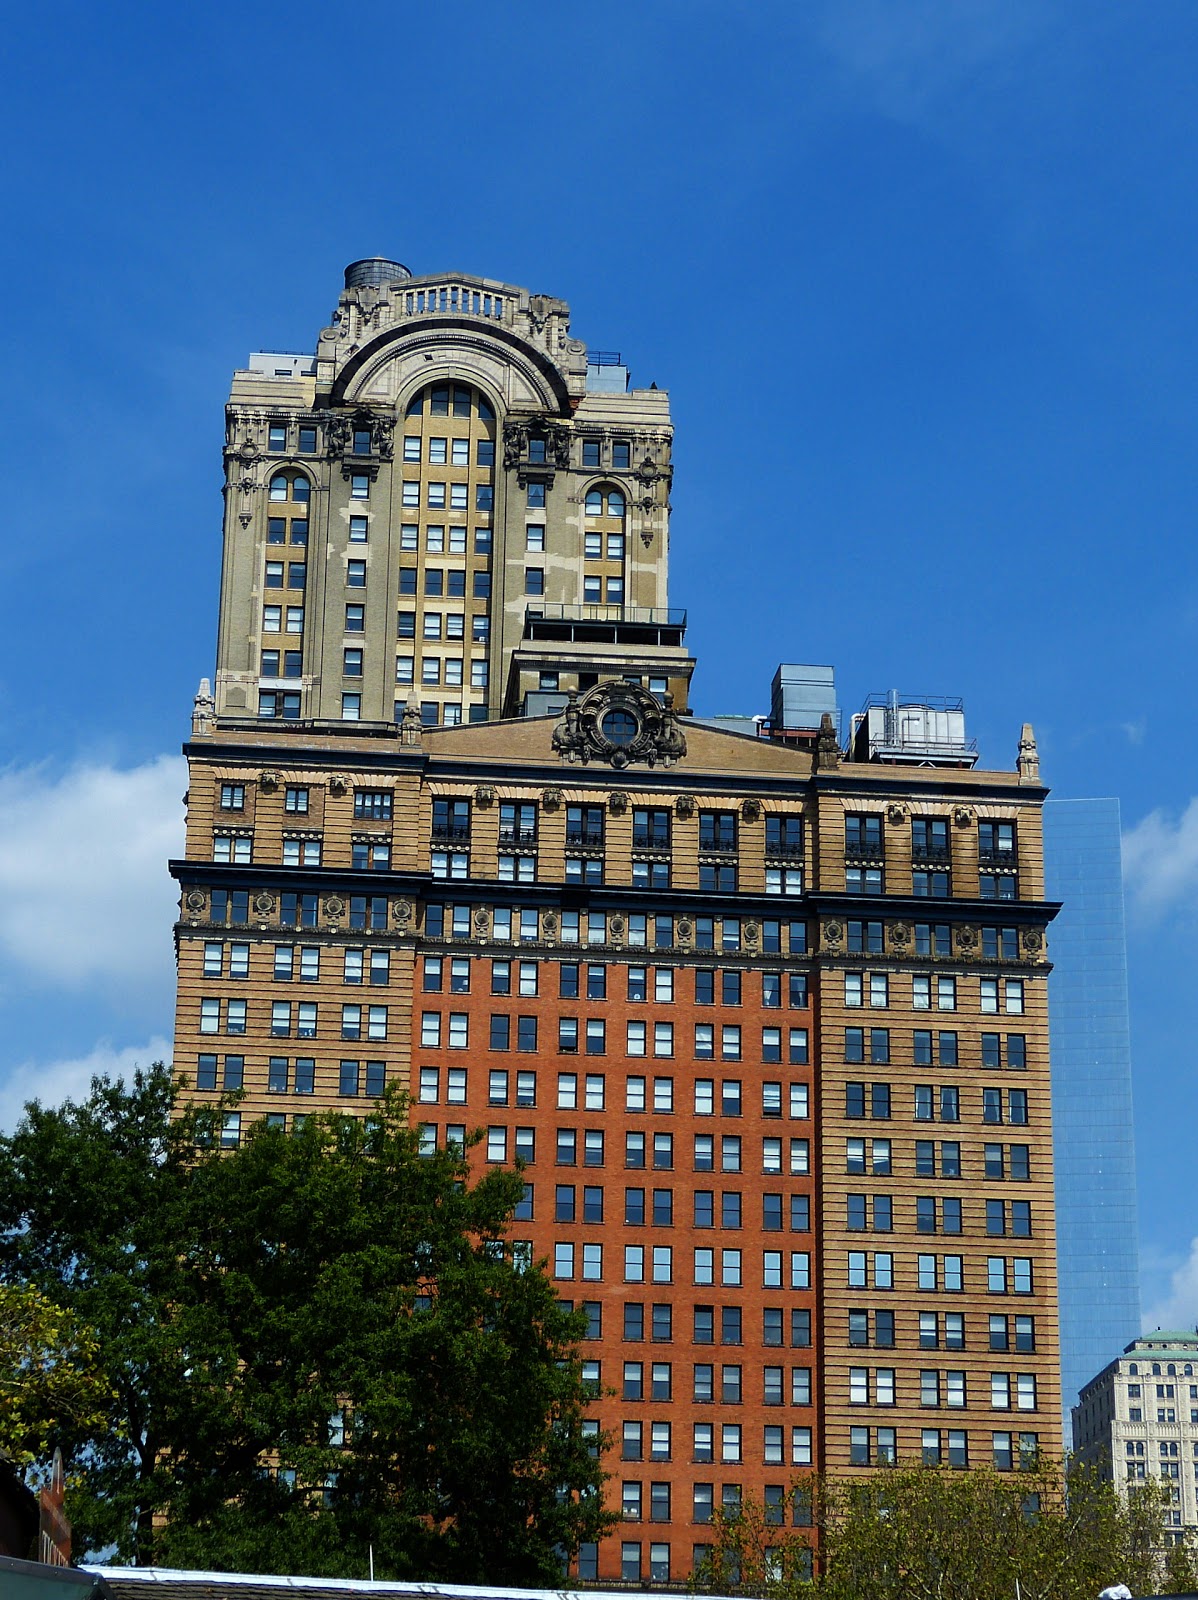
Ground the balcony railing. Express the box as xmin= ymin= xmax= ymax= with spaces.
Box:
xmin=529 ymin=602 xmax=686 ymax=628
xmin=912 ymin=844 xmax=952 ymax=864
xmin=566 ymin=828 xmax=605 ymax=849
xmin=698 ymin=838 xmax=738 ymax=855
xmin=978 ymin=847 xmax=1018 ymax=866
xmin=431 ymin=824 xmax=470 ymax=844
xmin=499 ymin=827 xmax=538 ymax=848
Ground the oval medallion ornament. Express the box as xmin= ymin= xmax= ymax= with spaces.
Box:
xmin=552 ymin=681 xmax=686 ymax=769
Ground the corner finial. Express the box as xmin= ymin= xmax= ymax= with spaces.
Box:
xmin=1017 ymin=722 xmax=1040 ymax=782
xmin=192 ymin=677 xmax=215 ymax=736
xmin=401 ymin=687 xmax=422 ymax=747
xmin=816 ymin=712 xmax=841 ymax=771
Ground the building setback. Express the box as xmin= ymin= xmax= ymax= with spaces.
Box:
xmin=170 ymin=258 xmax=1063 ymax=1584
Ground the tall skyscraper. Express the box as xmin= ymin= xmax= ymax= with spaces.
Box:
xmin=171 ymin=258 xmax=1063 ymax=1583
xmin=1043 ymin=798 xmax=1141 ymax=1438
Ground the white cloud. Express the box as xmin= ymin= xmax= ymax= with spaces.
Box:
xmin=1143 ymin=1236 xmax=1198 ymax=1335
xmin=1122 ymin=798 xmax=1198 ymax=920
xmin=0 ymin=756 xmax=185 ymax=993
xmin=813 ymin=0 xmax=1058 ymax=120
xmin=0 ymin=1035 xmax=173 ymax=1134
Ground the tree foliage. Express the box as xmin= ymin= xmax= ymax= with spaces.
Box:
xmin=0 ymin=1282 xmax=112 ymax=1471
xmin=0 ymin=1066 xmax=614 ymax=1579
xmin=692 ymin=1461 xmax=1177 ymax=1600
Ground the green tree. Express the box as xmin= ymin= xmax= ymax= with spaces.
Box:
xmin=0 ymin=1067 xmax=613 ymax=1579
xmin=0 ymin=1282 xmax=112 ymax=1472
xmin=692 ymin=1462 xmax=1172 ymax=1600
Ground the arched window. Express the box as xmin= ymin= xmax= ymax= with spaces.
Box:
xmin=1153 ymin=1363 xmax=1162 ymax=1375
xmin=584 ymin=486 xmax=626 ymax=518
xmin=1129 ymin=1363 xmax=1138 ymax=1374
xmin=270 ymin=471 xmax=310 ymax=503
xmin=1168 ymin=1364 xmax=1176 ymax=1376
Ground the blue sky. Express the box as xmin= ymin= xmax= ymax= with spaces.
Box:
xmin=2 ymin=1 xmax=1197 ymax=1329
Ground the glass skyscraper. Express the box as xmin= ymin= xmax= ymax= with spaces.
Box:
xmin=1044 ymin=797 xmax=1141 ymax=1442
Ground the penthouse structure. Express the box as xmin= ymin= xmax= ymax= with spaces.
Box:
xmin=171 ymin=257 xmax=1062 ymax=1584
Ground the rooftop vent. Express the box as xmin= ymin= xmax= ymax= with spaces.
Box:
xmin=344 ymin=257 xmax=413 ymax=289
xmin=850 ymin=691 xmax=979 ymax=768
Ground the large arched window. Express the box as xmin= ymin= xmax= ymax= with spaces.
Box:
xmin=395 ymin=382 xmax=497 ymax=728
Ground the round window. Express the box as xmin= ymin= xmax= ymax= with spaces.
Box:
xmin=601 ymin=708 xmax=639 ymax=747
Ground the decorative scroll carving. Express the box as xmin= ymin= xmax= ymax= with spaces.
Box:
xmin=675 ymin=795 xmax=696 ymax=819
xmin=954 ymin=805 xmax=974 ymax=828
xmin=552 ymin=682 xmax=686 ymax=770
xmin=542 ymin=788 xmax=562 ymax=812
xmin=741 ymin=799 xmax=763 ymax=823
xmin=258 ymin=771 xmax=279 ymax=793
xmin=475 ymin=785 xmax=495 ymax=807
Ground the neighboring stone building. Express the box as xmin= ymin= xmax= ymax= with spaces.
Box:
xmin=1074 ymin=1332 xmax=1198 ymax=1541
xmin=170 ymin=258 xmax=1063 ymax=1584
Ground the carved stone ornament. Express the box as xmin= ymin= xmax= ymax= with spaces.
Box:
xmin=1017 ymin=722 xmax=1041 ymax=783
xmin=956 ymin=925 xmax=978 ymax=952
xmin=323 ymin=413 xmax=351 ymax=457
xmin=474 ymin=907 xmax=491 ymax=934
xmin=609 ymin=914 xmax=625 ymax=938
xmin=328 ymin=775 xmax=348 ymax=796
xmin=890 ymin=922 xmax=911 ymax=948
xmin=824 ymin=919 xmax=844 ymax=945
xmin=542 ymin=788 xmax=563 ymax=812
xmin=741 ymin=798 xmax=763 ymax=823
xmin=675 ymin=794 xmax=697 ymax=819
xmin=185 ymin=889 xmax=207 ymax=915
xmin=542 ymin=911 xmax=558 ymax=937
xmin=475 ymin=785 xmax=495 ymax=808
xmin=374 ymin=415 xmax=395 ymax=462
xmin=258 ymin=771 xmax=279 ymax=793
xmin=744 ymin=921 xmax=760 ymax=945
xmin=551 ymin=681 xmax=687 ymax=770
xmin=392 ymin=898 xmax=413 ymax=927
xmin=324 ymin=896 xmax=345 ymax=919
xmin=816 ymin=712 xmax=841 ymax=771
xmin=887 ymin=802 xmax=906 ymax=825
xmin=1022 ymin=927 xmax=1044 ymax=956
xmin=954 ymin=805 xmax=974 ymax=828
xmin=676 ymin=919 xmax=692 ymax=942
xmin=608 ymin=792 xmax=629 ymax=815
xmin=254 ymin=892 xmax=275 ymax=916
